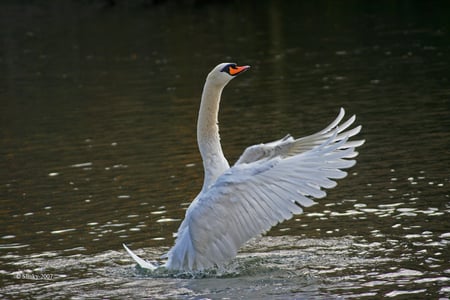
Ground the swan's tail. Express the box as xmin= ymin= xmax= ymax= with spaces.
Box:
xmin=122 ymin=243 xmax=158 ymax=270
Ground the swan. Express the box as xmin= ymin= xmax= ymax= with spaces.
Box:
xmin=123 ymin=62 xmax=364 ymax=271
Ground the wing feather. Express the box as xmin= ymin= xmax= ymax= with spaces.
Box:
xmin=236 ymin=108 xmax=364 ymax=165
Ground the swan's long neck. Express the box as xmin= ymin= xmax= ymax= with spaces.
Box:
xmin=197 ymin=78 xmax=230 ymax=191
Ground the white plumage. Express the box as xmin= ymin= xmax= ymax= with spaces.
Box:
xmin=123 ymin=62 xmax=364 ymax=271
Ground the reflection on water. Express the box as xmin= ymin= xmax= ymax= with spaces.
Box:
xmin=1 ymin=0 xmax=449 ymax=299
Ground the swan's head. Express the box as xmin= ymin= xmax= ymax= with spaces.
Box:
xmin=207 ymin=63 xmax=250 ymax=87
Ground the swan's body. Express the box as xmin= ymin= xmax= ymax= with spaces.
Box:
xmin=123 ymin=63 xmax=364 ymax=271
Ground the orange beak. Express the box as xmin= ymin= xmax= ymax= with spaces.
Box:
xmin=229 ymin=65 xmax=250 ymax=76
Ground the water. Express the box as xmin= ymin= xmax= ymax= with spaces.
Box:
xmin=1 ymin=1 xmax=449 ymax=299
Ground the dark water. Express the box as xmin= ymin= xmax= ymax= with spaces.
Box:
xmin=1 ymin=1 xmax=449 ymax=299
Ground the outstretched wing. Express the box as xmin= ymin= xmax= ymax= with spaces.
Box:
xmin=236 ymin=108 xmax=363 ymax=165
xmin=171 ymin=111 xmax=364 ymax=270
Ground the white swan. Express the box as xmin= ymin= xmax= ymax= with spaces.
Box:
xmin=123 ymin=62 xmax=364 ymax=271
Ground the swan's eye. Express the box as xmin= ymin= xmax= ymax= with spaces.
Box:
xmin=221 ymin=63 xmax=237 ymax=74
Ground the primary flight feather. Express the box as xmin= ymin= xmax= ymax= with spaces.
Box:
xmin=123 ymin=62 xmax=365 ymax=271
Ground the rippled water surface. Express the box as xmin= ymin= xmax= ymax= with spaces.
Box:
xmin=1 ymin=1 xmax=449 ymax=299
